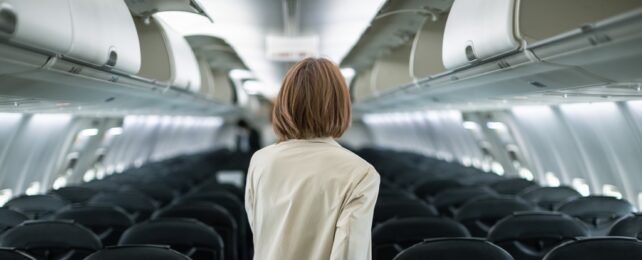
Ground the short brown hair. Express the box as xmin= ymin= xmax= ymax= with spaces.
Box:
xmin=272 ymin=57 xmax=351 ymax=141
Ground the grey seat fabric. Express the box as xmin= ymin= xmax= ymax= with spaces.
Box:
xmin=88 ymin=191 xmax=158 ymax=222
xmin=557 ymin=196 xmax=634 ymax=236
xmin=52 ymin=205 xmax=134 ymax=246
xmin=4 ymin=195 xmax=69 ymax=219
xmin=49 ymin=187 xmax=100 ymax=204
xmin=393 ymin=238 xmax=514 ymax=260
xmin=373 ymin=201 xmax=439 ymax=227
xmin=488 ymin=212 xmax=589 ymax=260
xmin=0 ymin=248 xmax=35 ymax=260
xmin=608 ymin=213 xmax=642 ymax=239
xmin=433 ymin=187 xmax=497 ymax=217
xmin=84 ymin=245 xmax=191 ymax=260
xmin=543 ymin=237 xmax=642 ymax=260
xmin=489 ymin=178 xmax=539 ymax=195
xmin=0 ymin=208 xmax=28 ymax=234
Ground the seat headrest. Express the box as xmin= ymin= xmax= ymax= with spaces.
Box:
xmin=0 ymin=247 xmax=35 ymax=260
xmin=4 ymin=195 xmax=69 ymax=218
xmin=543 ymin=237 xmax=642 ymax=260
xmin=609 ymin=213 xmax=642 ymax=239
xmin=456 ymin=196 xmax=534 ymax=221
xmin=489 ymin=178 xmax=539 ymax=195
xmin=412 ymin=179 xmax=465 ymax=199
xmin=52 ymin=205 xmax=134 ymax=227
xmin=394 ymin=238 xmax=514 ymax=260
xmin=0 ymin=220 xmax=102 ymax=250
xmin=557 ymin=196 xmax=634 ymax=218
xmin=118 ymin=218 xmax=223 ymax=249
xmin=519 ymin=186 xmax=581 ymax=210
xmin=85 ymin=245 xmax=190 ymax=260
xmin=374 ymin=201 xmax=439 ymax=223
xmin=373 ymin=217 xmax=470 ymax=243
xmin=0 ymin=208 xmax=29 ymax=230
xmin=49 ymin=186 xmax=100 ymax=203
xmin=88 ymin=192 xmax=158 ymax=212
xmin=433 ymin=187 xmax=497 ymax=208
xmin=488 ymin=212 xmax=589 ymax=242
xmin=153 ymin=201 xmax=237 ymax=228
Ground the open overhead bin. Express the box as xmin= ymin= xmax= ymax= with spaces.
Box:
xmin=410 ymin=16 xmax=447 ymax=80
xmin=134 ymin=16 xmax=201 ymax=93
xmin=0 ymin=0 xmax=141 ymax=74
xmin=124 ymin=0 xmax=213 ymax=22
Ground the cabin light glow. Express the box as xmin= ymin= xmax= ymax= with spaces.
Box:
xmin=602 ymin=184 xmax=623 ymax=199
xmin=0 ymin=189 xmax=12 ymax=206
xmin=25 ymin=182 xmax=41 ymax=196
xmin=462 ymin=121 xmax=479 ymax=130
xmin=243 ymin=81 xmax=263 ymax=95
xmin=486 ymin=122 xmax=507 ymax=131
xmin=52 ymin=176 xmax=67 ymax=189
xmin=107 ymin=127 xmax=123 ymax=136
xmin=545 ymin=172 xmax=561 ymax=187
xmin=83 ymin=169 xmax=96 ymax=182
xmin=79 ymin=128 xmax=99 ymax=137
xmin=491 ymin=161 xmax=504 ymax=175
xmin=572 ymin=178 xmax=591 ymax=196
xmin=638 ymin=193 xmax=642 ymax=212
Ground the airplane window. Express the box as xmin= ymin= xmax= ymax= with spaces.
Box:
xmin=602 ymin=184 xmax=623 ymax=199
xmin=572 ymin=178 xmax=591 ymax=196
xmin=545 ymin=172 xmax=561 ymax=187
xmin=518 ymin=168 xmax=534 ymax=181
xmin=25 ymin=182 xmax=41 ymax=196
xmin=52 ymin=176 xmax=67 ymax=189
xmin=461 ymin=156 xmax=472 ymax=167
xmin=83 ymin=169 xmax=96 ymax=182
xmin=0 ymin=189 xmax=12 ymax=206
xmin=491 ymin=161 xmax=505 ymax=176
xmin=472 ymin=158 xmax=482 ymax=169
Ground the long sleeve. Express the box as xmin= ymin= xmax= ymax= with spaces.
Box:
xmin=245 ymin=169 xmax=255 ymax=235
xmin=330 ymin=167 xmax=380 ymax=260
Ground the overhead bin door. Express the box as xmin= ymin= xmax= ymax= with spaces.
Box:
xmin=1 ymin=0 xmax=141 ymax=74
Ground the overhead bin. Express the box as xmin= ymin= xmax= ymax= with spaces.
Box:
xmin=0 ymin=0 xmax=141 ymax=74
xmin=125 ymin=0 xmax=213 ymax=22
xmin=134 ymin=16 xmax=201 ymax=93
xmin=442 ymin=0 xmax=642 ymax=70
xmin=411 ymin=16 xmax=447 ymax=80
xmin=371 ymin=43 xmax=414 ymax=95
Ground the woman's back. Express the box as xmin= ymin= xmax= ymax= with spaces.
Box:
xmin=245 ymin=138 xmax=379 ymax=260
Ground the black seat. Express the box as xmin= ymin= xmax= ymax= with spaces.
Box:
xmin=411 ymin=179 xmax=464 ymax=201
xmin=119 ymin=218 xmax=224 ymax=260
xmin=82 ymin=181 xmax=122 ymax=192
xmin=488 ymin=212 xmax=589 ymax=260
xmin=433 ymin=187 xmax=497 ymax=217
xmin=0 ymin=208 xmax=29 ymax=234
xmin=49 ymin=187 xmax=99 ymax=204
xmin=455 ymin=196 xmax=534 ymax=237
xmin=4 ymin=195 xmax=69 ymax=219
xmin=393 ymin=238 xmax=514 ymax=260
xmin=0 ymin=248 xmax=35 ymax=260
xmin=88 ymin=191 xmax=158 ymax=222
xmin=52 ymin=205 xmax=134 ymax=246
xmin=373 ymin=217 xmax=469 ymax=260
xmin=557 ymin=196 xmax=634 ymax=236
xmin=196 ymin=182 xmax=244 ymax=200
xmin=519 ymin=186 xmax=581 ymax=211
xmin=122 ymin=182 xmax=178 ymax=206
xmin=543 ymin=237 xmax=642 ymax=260
xmin=489 ymin=178 xmax=539 ymax=195
xmin=608 ymin=213 xmax=642 ymax=239
xmin=373 ymin=201 xmax=438 ymax=227
xmin=154 ymin=201 xmax=239 ymax=260
xmin=181 ymin=191 xmax=249 ymax=260
xmin=85 ymin=245 xmax=190 ymax=260
xmin=0 ymin=220 xmax=102 ymax=260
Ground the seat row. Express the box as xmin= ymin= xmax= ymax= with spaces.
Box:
xmin=0 ymin=150 xmax=253 ymax=260
xmin=358 ymin=148 xmax=642 ymax=260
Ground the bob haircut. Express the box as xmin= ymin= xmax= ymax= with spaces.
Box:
xmin=272 ymin=57 xmax=351 ymax=141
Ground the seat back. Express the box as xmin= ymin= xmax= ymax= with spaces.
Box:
xmin=373 ymin=217 xmax=469 ymax=260
xmin=49 ymin=186 xmax=99 ymax=203
xmin=455 ymin=196 xmax=534 ymax=237
xmin=412 ymin=179 xmax=464 ymax=201
xmin=88 ymin=191 xmax=158 ymax=222
xmin=85 ymin=245 xmax=190 ymax=260
xmin=608 ymin=213 xmax=642 ymax=239
xmin=52 ymin=205 xmax=134 ymax=246
xmin=543 ymin=237 xmax=642 ymax=260
xmin=0 ymin=220 xmax=102 ymax=260
xmin=0 ymin=208 xmax=28 ymax=234
xmin=119 ymin=218 xmax=224 ymax=260
xmin=557 ymin=196 xmax=634 ymax=236
xmin=373 ymin=201 xmax=438 ymax=227
xmin=519 ymin=186 xmax=581 ymax=211
xmin=5 ymin=194 xmax=69 ymax=219
xmin=154 ymin=201 xmax=238 ymax=260
xmin=433 ymin=187 xmax=497 ymax=217
xmin=489 ymin=179 xmax=539 ymax=195
xmin=0 ymin=248 xmax=35 ymax=260
xmin=488 ymin=212 xmax=589 ymax=260
xmin=393 ymin=238 xmax=514 ymax=260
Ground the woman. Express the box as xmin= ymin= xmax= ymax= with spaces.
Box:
xmin=245 ymin=57 xmax=380 ymax=260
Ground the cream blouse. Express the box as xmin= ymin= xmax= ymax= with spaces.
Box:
xmin=245 ymin=138 xmax=380 ymax=260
